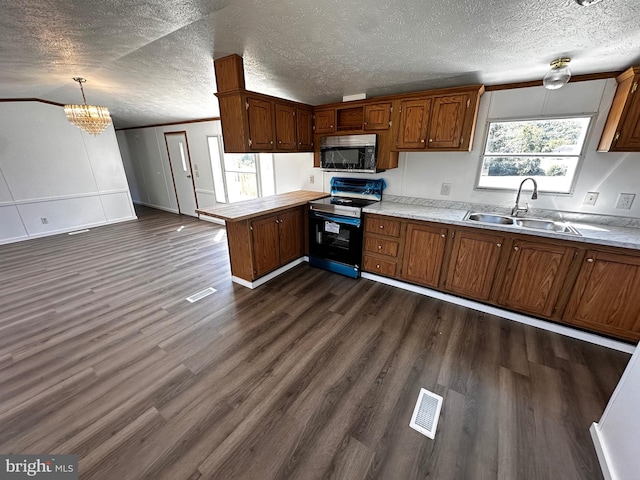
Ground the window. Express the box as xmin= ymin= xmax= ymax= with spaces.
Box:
xmin=207 ymin=136 xmax=275 ymax=203
xmin=477 ymin=116 xmax=592 ymax=194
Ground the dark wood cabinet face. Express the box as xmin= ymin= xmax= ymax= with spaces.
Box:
xmin=428 ymin=95 xmax=466 ymax=149
xmin=296 ymin=107 xmax=314 ymax=151
xmin=314 ymin=109 xmax=336 ymax=134
xmin=247 ymin=97 xmax=275 ymax=151
xmin=401 ymin=223 xmax=447 ymax=288
xmin=251 ymin=215 xmax=280 ymax=277
xmin=396 ymin=98 xmax=432 ymax=149
xmin=278 ymin=208 xmax=304 ymax=265
xmin=275 ymin=103 xmax=296 ymax=150
xmin=444 ymin=230 xmax=504 ymax=301
xmin=364 ymin=103 xmax=391 ymax=131
xmin=498 ymin=240 xmax=575 ymax=318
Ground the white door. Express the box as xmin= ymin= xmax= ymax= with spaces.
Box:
xmin=165 ymin=132 xmax=198 ymax=217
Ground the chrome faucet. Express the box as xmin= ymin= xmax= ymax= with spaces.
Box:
xmin=511 ymin=177 xmax=538 ymax=217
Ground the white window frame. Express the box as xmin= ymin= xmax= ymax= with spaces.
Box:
xmin=474 ymin=114 xmax=595 ymax=195
xmin=206 ymin=135 xmax=275 ymax=203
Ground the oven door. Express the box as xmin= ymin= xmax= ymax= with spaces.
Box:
xmin=308 ymin=210 xmax=363 ymax=278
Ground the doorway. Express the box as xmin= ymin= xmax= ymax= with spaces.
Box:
xmin=164 ymin=132 xmax=198 ymax=217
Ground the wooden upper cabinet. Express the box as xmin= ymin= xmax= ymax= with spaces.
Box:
xmin=278 ymin=207 xmax=304 ymax=264
xmin=563 ymin=250 xmax=640 ymax=341
xmin=247 ymin=97 xmax=275 ymax=151
xmin=598 ymin=67 xmax=640 ymax=152
xmin=443 ymin=229 xmax=505 ymax=301
xmin=314 ymin=109 xmax=336 ymax=134
xmin=496 ymin=239 xmax=576 ymax=318
xmin=214 ymin=54 xmax=314 ymax=154
xmin=427 ymin=95 xmax=467 ymax=149
xmin=296 ymin=107 xmax=314 ymax=151
xmin=401 ymin=222 xmax=448 ymax=288
xmin=275 ymin=103 xmax=296 ymax=150
xmin=396 ymin=98 xmax=432 ymax=149
xmin=364 ymin=103 xmax=392 ymax=131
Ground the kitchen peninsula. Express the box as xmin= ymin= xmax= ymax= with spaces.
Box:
xmin=197 ymin=190 xmax=328 ymax=288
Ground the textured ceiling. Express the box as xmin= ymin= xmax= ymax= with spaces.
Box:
xmin=1 ymin=0 xmax=639 ymax=128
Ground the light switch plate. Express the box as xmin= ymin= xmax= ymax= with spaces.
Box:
xmin=441 ymin=183 xmax=451 ymax=196
xmin=616 ymin=193 xmax=635 ymax=209
xmin=583 ymin=192 xmax=599 ymax=206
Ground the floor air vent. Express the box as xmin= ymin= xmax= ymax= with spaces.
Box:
xmin=409 ymin=388 xmax=443 ymax=439
xmin=186 ymin=287 xmax=217 ymax=303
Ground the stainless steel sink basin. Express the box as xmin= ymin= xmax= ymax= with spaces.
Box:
xmin=464 ymin=212 xmax=580 ymax=236
xmin=515 ymin=218 xmax=580 ymax=235
xmin=466 ymin=213 xmax=514 ymax=225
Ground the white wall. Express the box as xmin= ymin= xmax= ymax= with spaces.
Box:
xmin=592 ymin=346 xmax=640 ymax=479
xmin=116 ymin=121 xmax=223 ymax=214
xmin=316 ymin=79 xmax=640 ymax=218
xmin=0 ymin=101 xmax=136 ymax=244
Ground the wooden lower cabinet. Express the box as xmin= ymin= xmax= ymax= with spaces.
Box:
xmin=443 ymin=229 xmax=505 ymax=301
xmin=228 ymin=206 xmax=305 ymax=281
xmin=563 ymin=250 xmax=640 ymax=341
xmin=362 ymin=214 xmax=403 ymax=278
xmin=496 ymin=239 xmax=576 ymax=318
xmin=401 ymin=223 xmax=448 ymax=288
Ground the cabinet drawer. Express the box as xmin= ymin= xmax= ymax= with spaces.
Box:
xmin=363 ymin=255 xmax=397 ymax=277
xmin=365 ymin=216 xmax=401 ymax=237
xmin=364 ymin=236 xmax=399 ymax=258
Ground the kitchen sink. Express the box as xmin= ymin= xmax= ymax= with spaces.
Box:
xmin=464 ymin=212 xmax=580 ymax=236
xmin=466 ymin=213 xmax=514 ymax=225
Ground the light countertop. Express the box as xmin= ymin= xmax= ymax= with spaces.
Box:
xmin=197 ymin=190 xmax=328 ymax=222
xmin=364 ymin=201 xmax=640 ymax=251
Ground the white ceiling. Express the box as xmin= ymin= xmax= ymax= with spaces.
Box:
xmin=2 ymin=0 xmax=639 ymax=128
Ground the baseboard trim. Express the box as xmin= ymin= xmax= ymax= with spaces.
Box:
xmin=590 ymin=423 xmax=615 ymax=480
xmin=133 ymin=201 xmax=179 ymax=214
xmin=232 ymin=257 xmax=307 ymax=289
xmin=361 ymin=272 xmax=635 ymax=354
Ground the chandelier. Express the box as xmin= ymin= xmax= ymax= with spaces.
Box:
xmin=64 ymin=77 xmax=112 ymax=135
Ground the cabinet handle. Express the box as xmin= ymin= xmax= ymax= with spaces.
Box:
xmin=514 ymin=246 xmax=519 ymax=251
xmin=376 ymin=264 xmax=381 ymax=269
xmin=275 ymin=219 xmax=279 ymax=224
xmin=330 ymin=125 xmax=334 ymax=128
xmin=378 ymin=245 xmax=382 ymax=249
xmin=429 ymin=138 xmax=433 ymax=143
xmin=496 ymin=243 xmax=502 ymax=248
xmin=587 ymin=258 xmax=594 ymax=263
xmin=364 ymin=122 xmax=368 ymax=125
xmin=380 ymin=225 xmax=384 ymax=229
xmin=278 ymin=140 xmax=281 ymax=144
xmin=420 ymin=139 xmax=425 ymax=143
xmin=270 ymin=141 xmax=273 ymax=144
xmin=441 ymin=234 xmax=445 ymax=238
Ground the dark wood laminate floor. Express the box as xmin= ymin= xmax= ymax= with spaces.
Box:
xmin=0 ymin=206 xmax=630 ymax=480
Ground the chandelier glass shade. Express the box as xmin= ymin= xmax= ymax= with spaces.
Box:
xmin=64 ymin=77 xmax=112 ymax=135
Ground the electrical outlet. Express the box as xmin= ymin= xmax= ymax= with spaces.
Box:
xmin=309 ymin=175 xmax=315 ymax=184
xmin=40 ymin=217 xmax=48 ymax=224
xmin=616 ymin=193 xmax=635 ymax=209
xmin=440 ymin=183 xmax=451 ymax=196
xmin=583 ymin=191 xmax=599 ymax=206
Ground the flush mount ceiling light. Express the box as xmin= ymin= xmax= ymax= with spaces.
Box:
xmin=64 ymin=77 xmax=112 ymax=135
xmin=543 ymin=58 xmax=571 ymax=90
xmin=575 ymin=0 xmax=603 ymax=5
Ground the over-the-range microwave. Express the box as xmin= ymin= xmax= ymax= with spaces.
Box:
xmin=319 ymin=134 xmax=378 ymax=173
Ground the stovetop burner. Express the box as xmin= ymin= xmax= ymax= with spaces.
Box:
xmin=308 ymin=177 xmax=385 ymax=218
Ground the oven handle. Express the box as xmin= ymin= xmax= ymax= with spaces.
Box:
xmin=309 ymin=211 xmax=361 ymax=227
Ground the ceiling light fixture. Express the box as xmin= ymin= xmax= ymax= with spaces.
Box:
xmin=64 ymin=77 xmax=112 ymax=135
xmin=543 ymin=58 xmax=571 ymax=90
xmin=575 ymin=0 xmax=603 ymax=5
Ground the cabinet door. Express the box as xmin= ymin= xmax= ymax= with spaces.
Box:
xmin=251 ymin=215 xmax=280 ymax=277
xmin=314 ymin=109 xmax=335 ymax=134
xmin=278 ymin=208 xmax=304 ymax=265
xmin=427 ymin=95 xmax=466 ymax=149
xmin=401 ymin=223 xmax=448 ymax=288
xmin=444 ymin=229 xmax=505 ymax=301
xmin=563 ymin=250 xmax=640 ymax=341
xmin=275 ymin=103 xmax=296 ymax=150
xmin=616 ymin=76 xmax=640 ymax=150
xmin=296 ymin=107 xmax=314 ymax=151
xmin=364 ymin=103 xmax=391 ymax=131
xmin=247 ymin=97 xmax=275 ymax=151
xmin=497 ymin=240 xmax=575 ymax=318
xmin=396 ymin=98 xmax=432 ymax=149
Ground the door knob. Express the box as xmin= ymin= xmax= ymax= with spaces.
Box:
xmin=186 ymin=175 xmax=192 ymax=178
